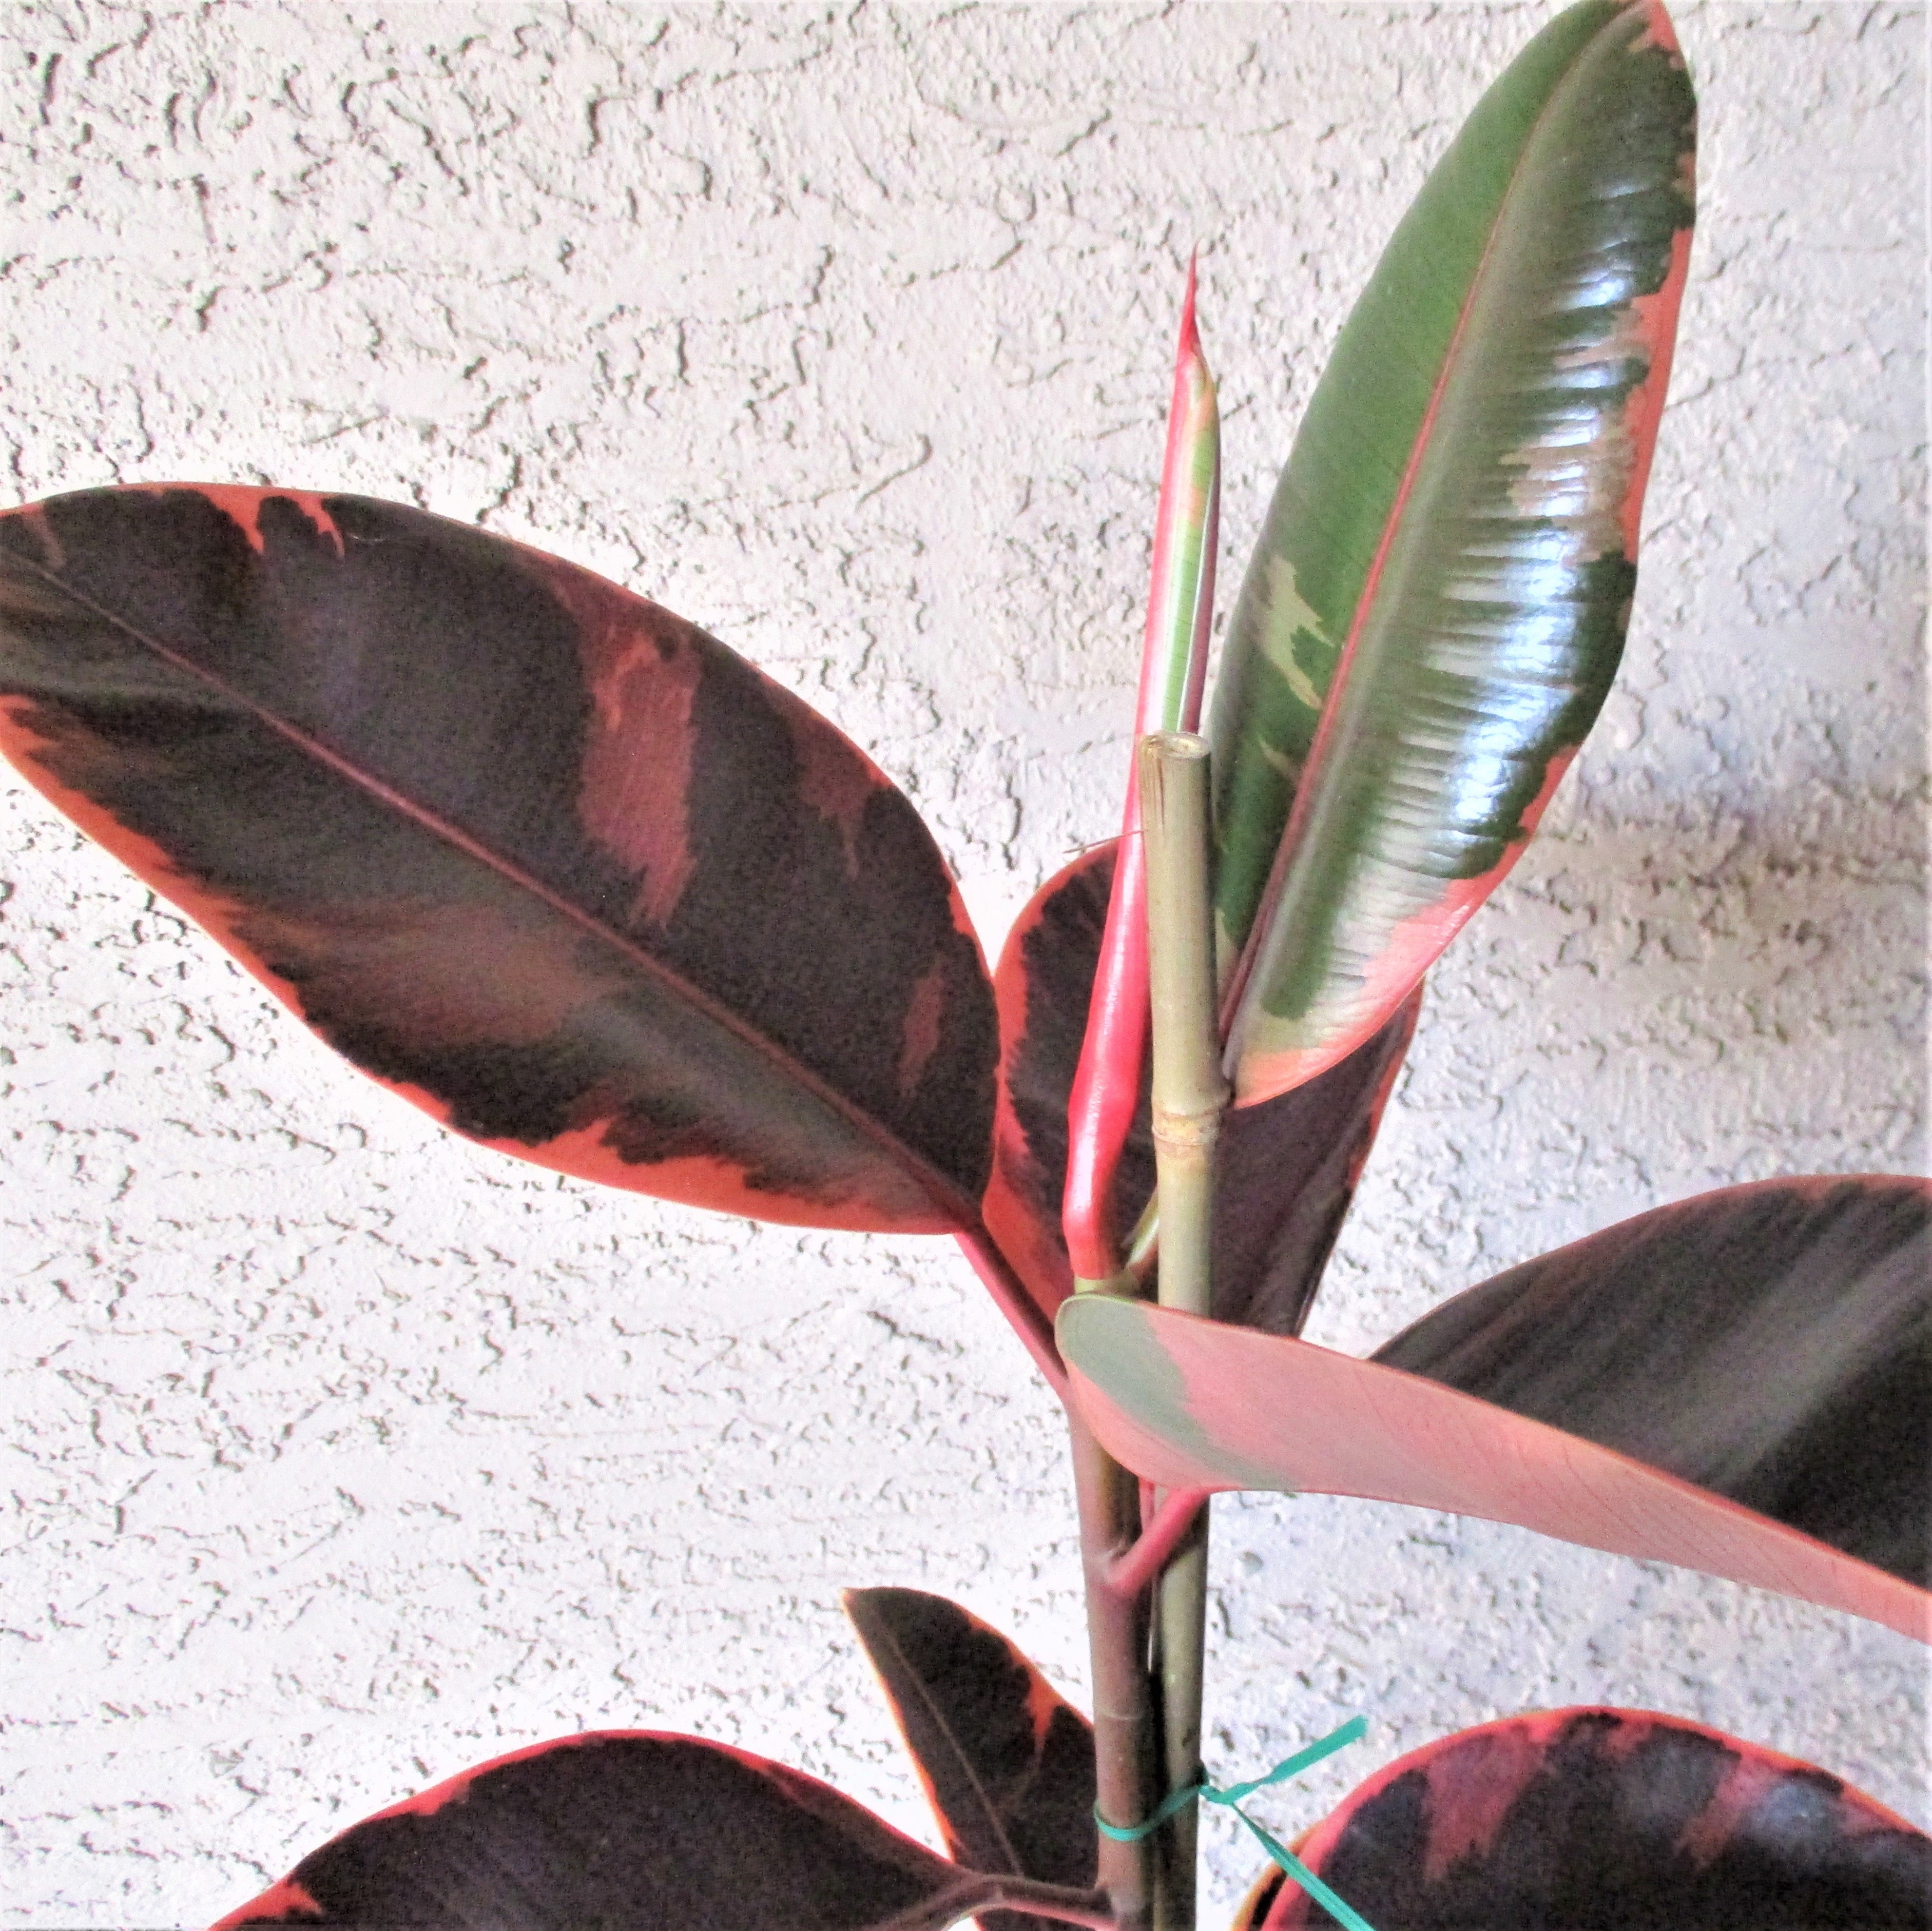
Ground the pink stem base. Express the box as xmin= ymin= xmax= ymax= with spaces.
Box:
xmin=1106 ymin=1487 xmax=1213 ymax=1602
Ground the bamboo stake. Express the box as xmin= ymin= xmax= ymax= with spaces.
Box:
xmin=1137 ymin=732 xmax=1227 ymax=1931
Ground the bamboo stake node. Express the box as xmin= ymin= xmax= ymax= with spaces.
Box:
xmin=1137 ymin=731 xmax=1227 ymax=1323
xmin=1135 ymin=730 xmax=1227 ymax=1931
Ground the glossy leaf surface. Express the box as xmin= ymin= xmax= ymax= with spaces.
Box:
xmin=1058 ymin=1176 xmax=1932 ymax=1638
xmin=1374 ymin=1176 xmax=1930 ymax=1590
xmin=985 ymin=843 xmax=1415 ymax=1328
xmin=210 ymin=1730 xmax=970 ymax=1930
xmin=0 ymin=487 xmax=996 ymax=1234
xmin=845 ymin=1586 xmax=1094 ymax=1930
xmin=1213 ymin=0 xmax=1697 ymax=1105
xmin=1255 ymin=1709 xmax=1931 ymax=1930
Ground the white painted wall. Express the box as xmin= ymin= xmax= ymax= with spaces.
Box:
xmin=1 ymin=3 xmax=1924 ymax=1924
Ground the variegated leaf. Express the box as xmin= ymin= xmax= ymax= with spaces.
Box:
xmin=0 ymin=486 xmax=996 ymax=1235
xmin=1214 ymin=0 xmax=1696 ymax=1106
xmin=1253 ymin=1709 xmax=1930 ymax=1931
xmin=210 ymin=1731 xmax=973 ymax=1930
xmin=1059 ymin=1179 xmax=1930 ymax=1640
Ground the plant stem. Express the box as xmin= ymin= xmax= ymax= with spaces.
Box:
xmin=952 ymin=1225 xmax=1070 ymax=1400
xmin=1071 ymin=1408 xmax=1155 ymax=1931
xmin=959 ymin=1231 xmax=1145 ymax=1924
xmin=1136 ymin=732 xmax=1228 ymax=1931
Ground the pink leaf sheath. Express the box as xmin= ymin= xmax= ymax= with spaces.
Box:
xmin=1063 ymin=260 xmax=1221 ymax=1279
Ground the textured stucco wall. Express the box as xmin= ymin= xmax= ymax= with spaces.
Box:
xmin=1 ymin=3 xmax=1925 ymax=1924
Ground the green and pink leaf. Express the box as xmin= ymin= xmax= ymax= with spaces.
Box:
xmin=1062 ymin=264 xmax=1220 ymax=1281
xmin=1212 ymin=0 xmax=1698 ymax=1106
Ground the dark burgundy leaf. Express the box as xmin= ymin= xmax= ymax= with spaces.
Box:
xmin=1259 ymin=1708 xmax=1931 ymax=1930
xmin=983 ymin=842 xmax=1416 ymax=1330
xmin=1214 ymin=987 xmax=1420 ymax=1335
xmin=1374 ymin=1177 xmax=1931 ymax=1587
xmin=844 ymin=1587 xmax=1094 ymax=1931
xmin=0 ymin=487 xmax=996 ymax=1234
xmin=208 ymin=1729 xmax=974 ymax=1930
xmin=985 ymin=844 xmax=1151 ymax=1315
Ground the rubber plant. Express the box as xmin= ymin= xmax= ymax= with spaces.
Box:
xmin=1 ymin=4 xmax=1924 ymax=1928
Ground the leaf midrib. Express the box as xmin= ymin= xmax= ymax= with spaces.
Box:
xmin=862 ymin=1609 xmax=1025 ymax=1880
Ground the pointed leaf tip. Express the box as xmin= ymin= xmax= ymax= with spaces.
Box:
xmin=844 ymin=1587 xmax=1095 ymax=1931
xmin=1211 ymin=0 xmax=1696 ymax=1107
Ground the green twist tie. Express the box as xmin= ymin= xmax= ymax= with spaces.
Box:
xmin=1094 ymin=1716 xmax=1376 ymax=1931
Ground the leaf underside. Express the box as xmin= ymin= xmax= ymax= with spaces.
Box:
xmin=1057 ymin=1178 xmax=1930 ymax=1639
xmin=984 ymin=842 xmax=1416 ymax=1328
xmin=1373 ymin=1176 xmax=1931 ymax=1589
xmin=844 ymin=1586 xmax=1095 ymax=1931
xmin=1213 ymin=0 xmax=1697 ymax=1106
xmin=1258 ymin=1708 xmax=1931 ymax=1931
xmin=0 ymin=486 xmax=996 ymax=1234
xmin=209 ymin=1730 xmax=965 ymax=1931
